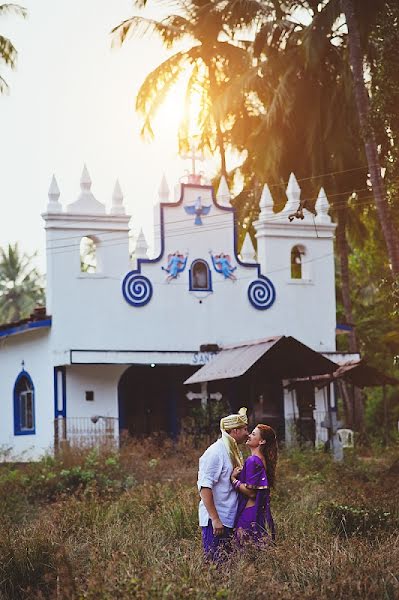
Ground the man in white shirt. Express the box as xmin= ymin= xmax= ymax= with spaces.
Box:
xmin=197 ymin=407 xmax=249 ymax=560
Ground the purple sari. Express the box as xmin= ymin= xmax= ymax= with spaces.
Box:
xmin=235 ymin=455 xmax=275 ymax=541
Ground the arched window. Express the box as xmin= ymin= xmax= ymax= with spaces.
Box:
xmin=80 ymin=236 xmax=97 ymax=273
xmin=14 ymin=371 xmax=35 ymax=435
xmin=291 ymin=245 xmax=306 ymax=279
xmin=189 ymin=259 xmax=212 ymax=291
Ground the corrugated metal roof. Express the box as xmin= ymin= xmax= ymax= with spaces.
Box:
xmin=286 ymin=360 xmax=399 ymax=388
xmin=184 ymin=337 xmax=283 ymax=384
xmin=184 ymin=336 xmax=339 ymax=385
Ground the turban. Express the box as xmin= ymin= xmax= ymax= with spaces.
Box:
xmin=220 ymin=407 xmax=248 ymax=432
xmin=220 ymin=407 xmax=248 ymax=469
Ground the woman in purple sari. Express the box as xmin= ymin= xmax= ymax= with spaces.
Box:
xmin=231 ymin=424 xmax=277 ymax=542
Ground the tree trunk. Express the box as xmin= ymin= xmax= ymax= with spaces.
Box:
xmin=336 ymin=208 xmax=358 ymax=353
xmin=341 ymin=0 xmax=399 ymax=276
xmin=336 ymin=208 xmax=365 ymax=431
xmin=207 ymin=63 xmax=227 ymax=179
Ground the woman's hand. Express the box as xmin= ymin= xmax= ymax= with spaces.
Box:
xmin=232 ymin=467 xmax=242 ymax=479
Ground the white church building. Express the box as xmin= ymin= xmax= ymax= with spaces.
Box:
xmin=0 ymin=164 xmax=352 ymax=459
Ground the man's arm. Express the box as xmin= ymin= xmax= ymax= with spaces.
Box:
xmin=200 ymin=487 xmax=224 ymax=536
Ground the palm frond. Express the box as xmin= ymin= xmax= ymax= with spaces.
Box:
xmin=0 ymin=3 xmax=27 ymax=18
xmin=253 ymin=18 xmax=300 ymax=56
xmin=135 ymin=50 xmax=194 ymax=139
xmin=111 ymin=15 xmax=188 ymax=49
xmin=0 ymin=35 xmax=17 ymax=68
xmin=0 ymin=73 xmax=9 ymax=94
xmin=301 ymin=0 xmax=342 ymax=70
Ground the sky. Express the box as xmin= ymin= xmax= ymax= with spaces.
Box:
xmin=0 ymin=0 xmax=219 ymax=272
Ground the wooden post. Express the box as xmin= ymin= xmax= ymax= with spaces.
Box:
xmin=383 ymin=385 xmax=388 ymax=446
xmin=54 ymin=418 xmax=59 ymax=455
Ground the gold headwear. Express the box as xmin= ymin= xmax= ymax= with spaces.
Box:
xmin=220 ymin=407 xmax=248 ymax=432
xmin=220 ymin=407 xmax=248 ymax=469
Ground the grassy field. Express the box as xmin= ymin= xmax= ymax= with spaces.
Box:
xmin=0 ymin=438 xmax=398 ymax=599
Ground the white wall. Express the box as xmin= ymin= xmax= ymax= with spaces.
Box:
xmin=44 ymin=181 xmax=337 ymax=360
xmin=0 ymin=329 xmax=53 ymax=460
xmin=66 ymin=364 xmax=126 ymax=420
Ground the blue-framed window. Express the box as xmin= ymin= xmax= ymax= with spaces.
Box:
xmin=189 ymin=259 xmax=212 ymax=292
xmin=14 ymin=370 xmax=35 ymax=435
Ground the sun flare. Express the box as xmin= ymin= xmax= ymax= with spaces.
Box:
xmin=152 ymin=76 xmax=206 ymax=149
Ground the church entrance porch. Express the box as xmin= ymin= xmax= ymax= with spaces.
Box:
xmin=118 ymin=364 xmax=198 ymax=438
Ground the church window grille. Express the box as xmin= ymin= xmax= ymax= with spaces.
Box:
xmin=14 ymin=371 xmax=35 ymax=435
xmin=189 ymin=260 xmax=212 ymax=291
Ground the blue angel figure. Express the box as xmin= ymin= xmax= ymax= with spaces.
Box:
xmin=162 ymin=251 xmax=188 ymax=282
xmin=210 ymin=252 xmax=237 ymax=281
xmin=184 ymin=196 xmax=211 ymax=225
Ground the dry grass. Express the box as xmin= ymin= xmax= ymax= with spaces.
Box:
xmin=0 ymin=440 xmax=398 ymax=599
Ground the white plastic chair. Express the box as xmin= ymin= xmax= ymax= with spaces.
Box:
xmin=337 ymin=428 xmax=354 ymax=448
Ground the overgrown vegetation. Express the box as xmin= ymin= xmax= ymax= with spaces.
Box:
xmin=0 ymin=439 xmax=398 ymax=599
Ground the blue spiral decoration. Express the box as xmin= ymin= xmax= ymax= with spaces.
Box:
xmin=248 ymin=277 xmax=276 ymax=310
xmin=122 ymin=272 xmax=153 ymax=307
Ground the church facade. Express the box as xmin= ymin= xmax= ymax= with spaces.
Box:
xmin=0 ymin=165 xmax=346 ymax=460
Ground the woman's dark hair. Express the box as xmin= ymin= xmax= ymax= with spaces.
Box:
xmin=257 ymin=424 xmax=278 ymax=487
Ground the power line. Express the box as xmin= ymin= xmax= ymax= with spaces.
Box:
xmin=44 ymin=189 xmax=389 ymax=257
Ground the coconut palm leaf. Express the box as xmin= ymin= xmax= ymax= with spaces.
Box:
xmin=135 ymin=50 xmax=193 ymax=139
xmin=0 ymin=35 xmax=17 ymax=68
xmin=0 ymin=243 xmax=45 ymax=324
xmin=0 ymin=3 xmax=26 ymax=17
xmin=111 ymin=15 xmax=189 ymax=48
xmin=0 ymin=3 xmax=26 ymax=94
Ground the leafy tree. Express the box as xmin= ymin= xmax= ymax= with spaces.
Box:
xmin=0 ymin=3 xmax=27 ymax=94
xmin=0 ymin=243 xmax=45 ymax=323
xmin=339 ymin=0 xmax=399 ymax=276
xmin=232 ymin=0 xmax=399 ymax=275
xmin=111 ymin=0 xmax=252 ymax=178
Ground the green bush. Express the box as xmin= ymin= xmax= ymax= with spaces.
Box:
xmin=321 ymin=501 xmax=394 ymax=537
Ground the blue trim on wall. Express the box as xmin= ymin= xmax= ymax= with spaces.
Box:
xmin=122 ymin=273 xmax=153 ymax=307
xmin=62 ymin=368 xmax=67 ymax=418
xmin=188 ymin=259 xmax=213 ymax=292
xmin=13 ymin=369 xmax=36 ymax=436
xmin=54 ymin=366 xmax=67 ymax=419
xmin=0 ymin=318 xmax=51 ymax=339
xmin=122 ymin=182 xmax=277 ymax=306
xmin=247 ymin=275 xmax=276 ymax=310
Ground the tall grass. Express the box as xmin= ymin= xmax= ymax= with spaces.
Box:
xmin=0 ymin=440 xmax=398 ymax=599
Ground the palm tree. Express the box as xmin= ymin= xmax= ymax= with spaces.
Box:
xmin=0 ymin=3 xmax=27 ymax=94
xmin=221 ymin=1 xmax=370 ymax=358
xmin=219 ymin=0 xmax=399 ymax=275
xmin=0 ymin=243 xmax=44 ymax=323
xmin=111 ymin=0 xmax=251 ymax=178
xmin=341 ymin=0 xmax=399 ymax=276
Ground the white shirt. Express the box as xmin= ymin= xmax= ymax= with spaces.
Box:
xmin=197 ymin=438 xmax=238 ymax=528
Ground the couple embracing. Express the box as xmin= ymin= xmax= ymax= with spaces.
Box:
xmin=197 ymin=407 xmax=277 ymax=561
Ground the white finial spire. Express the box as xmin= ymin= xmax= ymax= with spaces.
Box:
xmin=66 ymin=164 xmax=105 ymax=214
xmin=80 ymin=164 xmax=92 ymax=191
xmin=134 ymin=228 xmax=149 ymax=259
xmin=111 ymin=179 xmax=125 ymax=215
xmin=284 ymin=172 xmax=301 ymax=212
xmin=47 ymin=175 xmax=62 ymax=213
xmin=216 ymin=176 xmax=231 ymax=207
xmin=315 ymin=187 xmax=331 ymax=224
xmin=158 ymin=174 xmax=170 ymax=202
xmin=259 ymin=184 xmax=274 ymax=217
xmin=240 ymin=232 xmax=256 ymax=263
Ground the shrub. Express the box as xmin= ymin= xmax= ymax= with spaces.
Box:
xmin=321 ymin=501 xmax=394 ymax=537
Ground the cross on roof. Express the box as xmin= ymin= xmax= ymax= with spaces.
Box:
xmin=182 ymin=143 xmax=204 ymax=177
